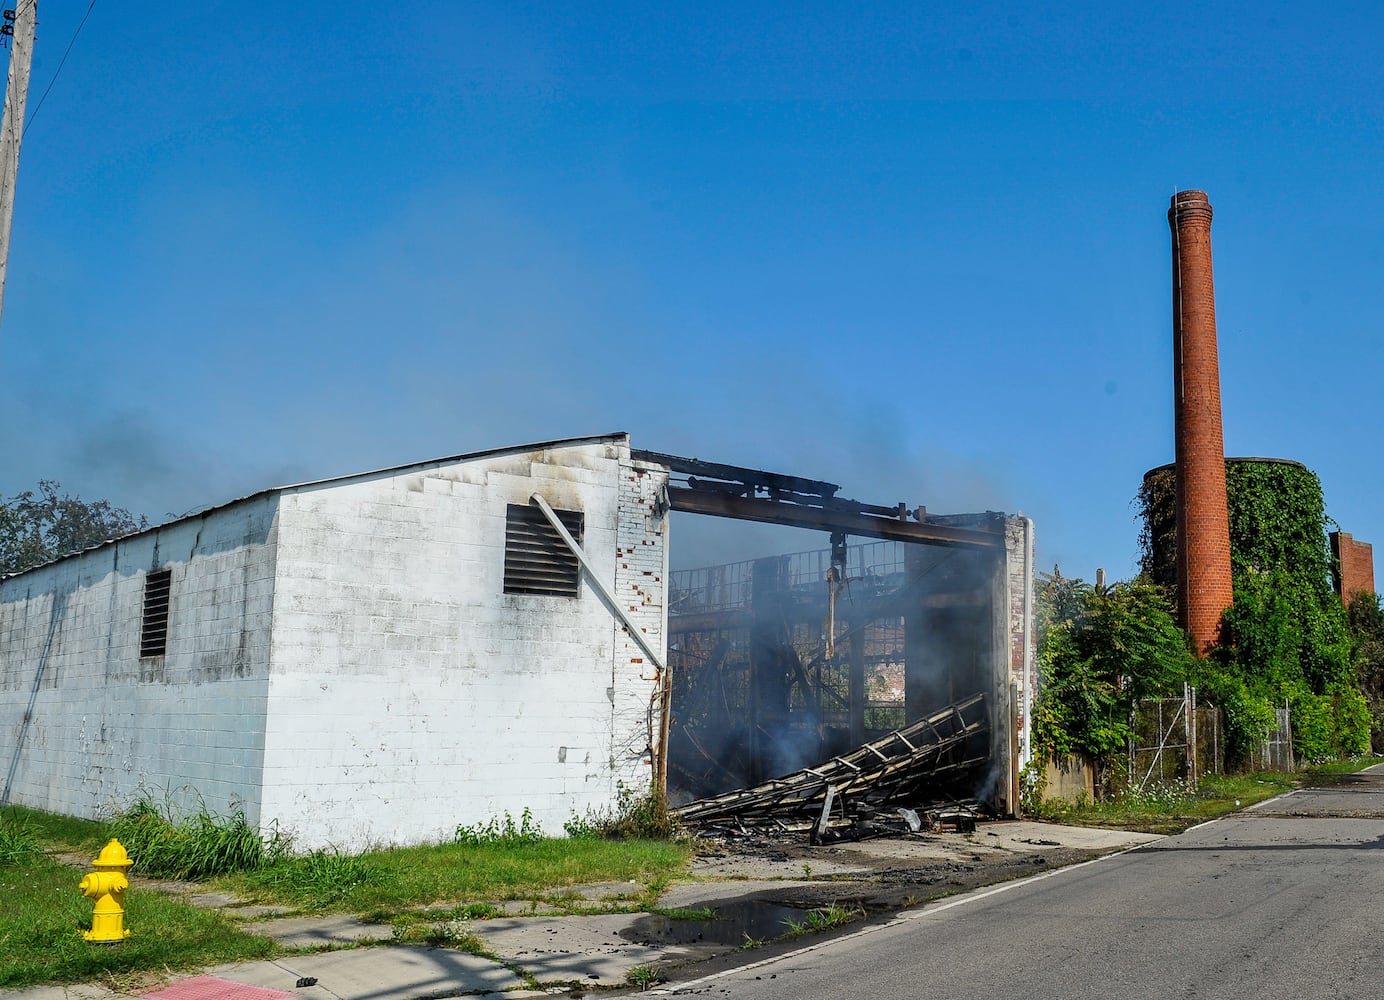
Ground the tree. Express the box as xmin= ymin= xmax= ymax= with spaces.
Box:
xmin=0 ymin=481 xmax=147 ymax=576
xmin=1032 ymin=570 xmax=1195 ymax=775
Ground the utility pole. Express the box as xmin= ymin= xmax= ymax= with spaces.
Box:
xmin=0 ymin=0 xmax=35 ymax=334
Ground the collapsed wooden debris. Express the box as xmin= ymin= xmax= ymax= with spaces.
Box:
xmin=672 ymin=692 xmax=990 ymax=840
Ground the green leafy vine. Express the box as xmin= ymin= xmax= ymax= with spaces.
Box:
xmin=1135 ymin=460 xmax=1365 ymax=761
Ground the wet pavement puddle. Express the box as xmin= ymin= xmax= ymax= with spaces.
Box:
xmin=621 ymin=899 xmax=811 ymax=947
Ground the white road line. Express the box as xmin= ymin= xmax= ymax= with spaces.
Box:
xmin=1245 ymin=788 xmax=1297 ymax=811
xmin=655 ymin=839 xmax=1157 ymax=995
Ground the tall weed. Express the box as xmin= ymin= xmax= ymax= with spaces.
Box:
xmin=0 ymin=813 xmax=40 ymax=867
xmin=454 ymin=808 xmax=544 ymax=847
xmin=565 ymin=782 xmax=678 ymax=840
xmin=108 ymin=792 xmax=289 ymax=880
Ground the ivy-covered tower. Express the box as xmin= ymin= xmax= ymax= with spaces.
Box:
xmin=1141 ymin=457 xmax=1318 ymax=594
xmin=1169 ymin=190 xmax=1234 ymax=654
xmin=1140 ymin=458 xmax=1353 ymax=696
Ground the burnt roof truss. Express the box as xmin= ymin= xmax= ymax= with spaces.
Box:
xmin=632 ymin=450 xmax=1003 ymax=548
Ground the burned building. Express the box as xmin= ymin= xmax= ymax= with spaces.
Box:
xmin=0 ymin=434 xmax=1034 ymax=848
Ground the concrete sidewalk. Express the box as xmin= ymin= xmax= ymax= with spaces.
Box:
xmin=3 ymin=822 xmax=1157 ymax=1000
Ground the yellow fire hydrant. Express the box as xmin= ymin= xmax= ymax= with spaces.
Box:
xmin=79 ymin=839 xmax=133 ymax=943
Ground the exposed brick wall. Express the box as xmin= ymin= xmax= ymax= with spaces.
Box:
xmin=612 ymin=457 xmax=670 ymax=789
xmin=1169 ymin=190 xmax=1235 ymax=654
xmin=1331 ymin=531 xmax=1376 ymax=603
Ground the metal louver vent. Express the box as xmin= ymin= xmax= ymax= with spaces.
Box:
xmin=504 ymin=503 xmax=583 ymax=597
xmin=140 ymin=569 xmax=172 ymax=658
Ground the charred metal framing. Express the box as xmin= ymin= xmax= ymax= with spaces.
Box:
xmin=633 ymin=450 xmax=1004 ymax=548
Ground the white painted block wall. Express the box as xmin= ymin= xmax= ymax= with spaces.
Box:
xmin=0 ymin=436 xmax=670 ymax=849
xmin=0 ymin=497 xmax=279 ymax=822
xmin=259 ymin=439 xmax=668 ymax=850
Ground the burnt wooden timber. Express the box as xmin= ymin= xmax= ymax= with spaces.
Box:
xmin=631 ymin=449 xmax=1001 ymax=546
xmin=631 ymin=450 xmax=842 ymax=498
xmin=666 ymin=490 xmax=1001 ymax=547
xmin=673 ymin=692 xmax=988 ymax=827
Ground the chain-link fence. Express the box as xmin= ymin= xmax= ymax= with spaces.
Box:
xmin=1130 ymin=690 xmax=1293 ymax=789
xmin=1129 ymin=685 xmax=1198 ymax=791
xmin=1247 ymin=702 xmax=1295 ymax=773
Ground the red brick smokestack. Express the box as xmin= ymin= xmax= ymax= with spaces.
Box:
xmin=1169 ymin=190 xmax=1234 ymax=655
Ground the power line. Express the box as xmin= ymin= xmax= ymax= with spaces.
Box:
xmin=23 ymin=0 xmax=96 ymax=137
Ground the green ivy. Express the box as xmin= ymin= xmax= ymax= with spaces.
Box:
xmin=1347 ymin=592 xmax=1384 ymax=750
xmin=1330 ymin=684 xmax=1373 ymax=757
xmin=1136 ymin=460 xmax=1364 ymax=761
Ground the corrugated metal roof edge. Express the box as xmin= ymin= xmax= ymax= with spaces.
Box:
xmin=0 ymin=432 xmax=632 ymax=581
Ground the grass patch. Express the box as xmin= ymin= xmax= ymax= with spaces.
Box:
xmin=1031 ymin=760 xmax=1383 ymax=834
xmin=4 ymin=802 xmax=690 ymax=991
xmin=237 ymin=849 xmax=388 ymax=910
xmin=650 ymin=906 xmax=715 ymax=920
xmin=225 ymin=836 xmax=689 ymax=916
xmin=626 ymin=963 xmax=661 ymax=990
xmin=0 ymin=813 xmax=42 ymax=866
xmin=388 ymin=916 xmax=489 ymax=953
xmin=2 ymin=805 xmax=109 ymax=856
xmin=434 ymin=901 xmax=503 ymax=921
xmin=0 ymin=851 xmax=275 ymax=991
xmin=1032 ymin=773 xmax=1293 ymax=834
xmin=1301 ymin=755 xmax=1381 ymax=776
xmin=783 ymin=903 xmax=861 ymax=937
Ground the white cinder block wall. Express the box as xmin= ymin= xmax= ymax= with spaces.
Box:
xmin=0 ymin=497 xmax=279 ymax=822
xmin=0 ymin=435 xmax=669 ymax=849
xmin=259 ymin=437 xmax=668 ymax=850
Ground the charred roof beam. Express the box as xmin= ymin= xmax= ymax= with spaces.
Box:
xmin=665 ymin=487 xmax=1001 ymax=548
xmin=633 ymin=450 xmax=1003 ymax=547
xmin=634 ymin=450 xmax=842 ymax=499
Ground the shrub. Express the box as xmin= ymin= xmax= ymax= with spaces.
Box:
xmin=1288 ymin=686 xmax=1335 ymax=763
xmin=1032 ymin=572 xmax=1194 ymax=771
xmin=1329 ymin=684 xmax=1371 ymax=756
xmin=1347 ymin=592 xmax=1384 ymax=751
xmin=565 ymin=781 xmax=678 ymax=840
xmin=1190 ymin=668 xmax=1275 ymax=764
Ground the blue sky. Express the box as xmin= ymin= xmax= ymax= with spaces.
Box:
xmin=2 ymin=2 xmax=1381 ymax=578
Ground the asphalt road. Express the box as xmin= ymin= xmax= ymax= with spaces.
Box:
xmin=660 ymin=765 xmax=1384 ymax=999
